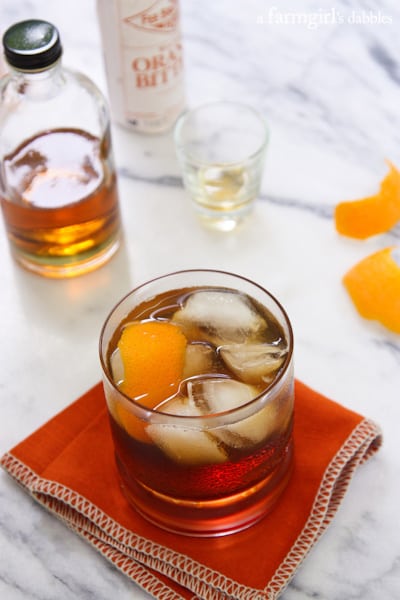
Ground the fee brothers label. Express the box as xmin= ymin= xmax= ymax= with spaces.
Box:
xmin=99 ymin=0 xmax=185 ymax=132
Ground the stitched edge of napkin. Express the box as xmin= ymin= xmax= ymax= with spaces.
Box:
xmin=266 ymin=417 xmax=382 ymax=598
xmin=0 ymin=454 xmax=185 ymax=600
xmin=1 ymin=417 xmax=382 ymax=600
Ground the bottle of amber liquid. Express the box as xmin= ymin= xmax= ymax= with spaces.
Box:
xmin=0 ymin=19 xmax=122 ymax=278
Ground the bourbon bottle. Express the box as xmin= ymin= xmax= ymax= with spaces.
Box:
xmin=0 ymin=19 xmax=122 ymax=278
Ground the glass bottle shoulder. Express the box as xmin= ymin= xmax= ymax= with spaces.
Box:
xmin=0 ymin=64 xmax=110 ymax=153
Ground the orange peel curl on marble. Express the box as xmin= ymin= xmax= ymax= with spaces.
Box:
xmin=343 ymin=246 xmax=400 ymax=334
xmin=335 ymin=162 xmax=400 ymax=239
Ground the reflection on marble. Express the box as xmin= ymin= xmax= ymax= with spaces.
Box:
xmin=0 ymin=0 xmax=399 ymax=599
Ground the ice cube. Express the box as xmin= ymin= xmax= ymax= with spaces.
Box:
xmin=219 ymin=343 xmax=287 ymax=384
xmin=188 ymin=378 xmax=279 ymax=447
xmin=232 ymin=396 xmax=288 ymax=446
xmin=155 ymin=395 xmax=203 ymax=416
xmin=200 ymin=166 xmax=246 ymax=202
xmin=110 ymin=347 xmax=124 ymax=385
xmin=182 ymin=342 xmax=215 ymax=379
xmin=146 ymin=395 xmax=227 ymax=465
xmin=172 ymin=290 xmax=267 ymax=345
xmin=188 ymin=378 xmax=255 ymax=413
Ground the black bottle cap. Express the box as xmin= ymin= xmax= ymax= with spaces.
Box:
xmin=2 ymin=19 xmax=62 ymax=71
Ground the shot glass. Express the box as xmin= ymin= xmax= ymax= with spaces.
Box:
xmin=174 ymin=102 xmax=269 ymax=231
xmin=99 ymin=269 xmax=294 ymax=537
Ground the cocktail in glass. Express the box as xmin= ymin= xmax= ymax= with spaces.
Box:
xmin=99 ymin=270 xmax=294 ymax=537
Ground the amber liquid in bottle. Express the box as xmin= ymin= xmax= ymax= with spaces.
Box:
xmin=0 ymin=127 xmax=121 ymax=278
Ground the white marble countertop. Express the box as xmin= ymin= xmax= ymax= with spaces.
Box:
xmin=1 ymin=0 xmax=399 ymax=598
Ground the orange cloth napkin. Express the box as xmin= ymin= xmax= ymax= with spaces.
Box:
xmin=1 ymin=380 xmax=381 ymax=600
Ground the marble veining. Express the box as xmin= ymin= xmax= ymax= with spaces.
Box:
xmin=1 ymin=0 xmax=400 ymax=599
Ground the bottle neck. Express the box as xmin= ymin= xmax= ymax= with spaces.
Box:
xmin=9 ymin=59 xmax=64 ymax=97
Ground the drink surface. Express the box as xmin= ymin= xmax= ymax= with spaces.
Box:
xmin=0 ymin=128 xmax=120 ymax=275
xmin=106 ymin=286 xmax=293 ymax=502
